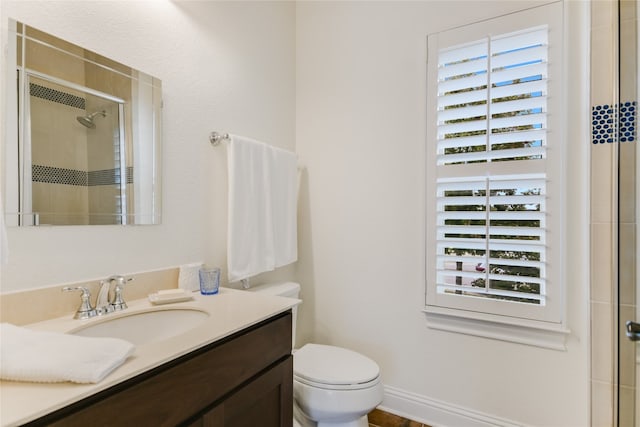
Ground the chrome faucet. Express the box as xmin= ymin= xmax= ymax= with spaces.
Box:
xmin=63 ymin=275 xmax=134 ymax=319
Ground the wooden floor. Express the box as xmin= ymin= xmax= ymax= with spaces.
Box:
xmin=368 ymin=409 xmax=431 ymax=427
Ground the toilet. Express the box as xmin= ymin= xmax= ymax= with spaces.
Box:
xmin=249 ymin=282 xmax=384 ymax=427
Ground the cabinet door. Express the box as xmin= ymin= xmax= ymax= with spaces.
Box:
xmin=202 ymin=356 xmax=293 ymax=427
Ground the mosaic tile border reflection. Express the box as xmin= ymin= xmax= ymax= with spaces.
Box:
xmin=592 ymin=102 xmax=636 ymax=144
xmin=30 ymin=83 xmax=85 ymax=110
xmin=32 ymin=164 xmax=133 ymax=187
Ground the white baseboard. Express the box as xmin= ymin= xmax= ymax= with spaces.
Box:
xmin=379 ymin=385 xmax=526 ymax=427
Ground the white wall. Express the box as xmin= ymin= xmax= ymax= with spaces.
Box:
xmin=0 ymin=1 xmax=592 ymax=425
xmin=0 ymin=0 xmax=296 ymax=291
xmin=295 ymin=1 xmax=590 ymax=426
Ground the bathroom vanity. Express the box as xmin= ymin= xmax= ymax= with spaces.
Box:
xmin=0 ymin=288 xmax=297 ymax=427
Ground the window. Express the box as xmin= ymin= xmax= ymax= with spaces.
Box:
xmin=425 ymin=3 xmax=566 ymax=340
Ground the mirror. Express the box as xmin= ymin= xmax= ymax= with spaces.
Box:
xmin=3 ymin=20 xmax=162 ymax=226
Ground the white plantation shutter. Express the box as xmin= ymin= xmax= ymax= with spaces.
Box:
xmin=426 ymin=4 xmax=563 ymax=326
xmin=437 ymin=26 xmax=548 ymax=166
xmin=436 ymin=174 xmax=546 ymax=303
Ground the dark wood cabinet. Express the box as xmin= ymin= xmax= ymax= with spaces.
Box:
xmin=27 ymin=311 xmax=293 ymax=427
xmin=194 ymin=356 xmax=292 ymax=427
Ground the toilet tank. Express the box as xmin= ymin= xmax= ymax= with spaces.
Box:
xmin=248 ymin=282 xmax=300 ymax=349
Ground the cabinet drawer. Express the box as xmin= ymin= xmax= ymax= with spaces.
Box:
xmin=30 ymin=312 xmax=292 ymax=427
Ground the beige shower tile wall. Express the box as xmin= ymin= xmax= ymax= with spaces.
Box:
xmin=590 ymin=1 xmax=618 ymax=426
xmin=0 ymin=267 xmax=179 ymax=326
xmin=89 ymin=185 xmax=122 ymax=225
xmin=29 ymin=82 xmax=90 ymax=225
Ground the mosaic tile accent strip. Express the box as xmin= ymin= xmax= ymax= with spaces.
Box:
xmin=592 ymin=104 xmax=616 ymax=144
xmin=32 ymin=165 xmax=134 ymax=186
xmin=592 ymin=102 xmax=636 ymax=144
xmin=88 ymin=168 xmax=120 ymax=187
xmin=32 ymin=165 xmax=87 ymax=186
xmin=30 ymin=83 xmax=85 ymax=110
xmin=619 ymin=101 xmax=636 ymax=143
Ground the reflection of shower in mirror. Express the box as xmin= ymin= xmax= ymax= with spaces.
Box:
xmin=6 ymin=19 xmax=163 ymax=226
xmin=76 ymin=110 xmax=107 ymax=129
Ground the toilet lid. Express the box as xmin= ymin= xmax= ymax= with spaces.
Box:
xmin=293 ymin=343 xmax=380 ymax=386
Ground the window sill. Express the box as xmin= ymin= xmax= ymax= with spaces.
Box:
xmin=423 ymin=306 xmax=571 ymax=351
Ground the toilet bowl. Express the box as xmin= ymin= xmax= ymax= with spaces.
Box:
xmin=248 ymin=282 xmax=384 ymax=427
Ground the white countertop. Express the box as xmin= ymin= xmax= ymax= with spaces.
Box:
xmin=0 ymin=287 xmax=299 ymax=427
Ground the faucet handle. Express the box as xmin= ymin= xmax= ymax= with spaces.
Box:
xmin=62 ymin=286 xmax=97 ymax=320
xmin=110 ymin=276 xmax=133 ymax=311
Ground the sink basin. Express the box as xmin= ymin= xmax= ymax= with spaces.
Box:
xmin=70 ymin=308 xmax=209 ymax=346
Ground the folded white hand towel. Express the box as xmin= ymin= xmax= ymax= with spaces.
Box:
xmin=179 ymin=262 xmax=204 ymax=292
xmin=0 ymin=323 xmax=135 ymax=384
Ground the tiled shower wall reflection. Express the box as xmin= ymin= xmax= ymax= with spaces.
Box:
xmin=590 ymin=1 xmax=638 ymax=426
xmin=29 ymin=80 xmax=128 ymax=225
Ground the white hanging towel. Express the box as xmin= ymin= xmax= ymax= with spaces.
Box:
xmin=269 ymin=145 xmax=298 ymax=268
xmin=227 ymin=135 xmax=298 ymax=282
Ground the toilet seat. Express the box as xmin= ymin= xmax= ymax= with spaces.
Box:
xmin=293 ymin=343 xmax=380 ymax=391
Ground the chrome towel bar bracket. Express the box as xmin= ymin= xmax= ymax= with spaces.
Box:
xmin=209 ymin=131 xmax=230 ymax=146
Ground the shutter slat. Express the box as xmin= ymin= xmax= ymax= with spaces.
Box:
xmin=437 ymin=195 xmax=486 ymax=205
xmin=436 ymin=178 xmax=487 ymax=191
xmin=438 ymin=146 xmax=545 ymax=164
xmin=440 ymin=210 xmax=545 ymax=221
xmin=439 ymin=73 xmax=487 ymax=94
xmin=440 ymin=225 xmax=487 ymax=235
xmin=438 ymin=211 xmax=487 ymax=220
xmin=491 ymin=45 xmax=548 ymax=69
xmin=438 ymin=254 xmax=487 ymax=264
xmin=489 ymin=239 xmax=545 ymax=252
xmin=491 ymin=79 xmax=547 ymax=99
xmin=488 ymin=226 xmax=544 ymax=237
xmin=491 ymin=27 xmax=548 ymax=53
xmin=489 ymin=194 xmax=543 ymax=205
xmin=439 ymin=104 xmax=487 ymax=123
xmin=439 ymin=57 xmax=488 ymax=80
xmin=489 ymin=273 xmax=543 ymax=285
xmin=490 ymin=129 xmax=546 ymax=145
xmin=486 ymin=146 xmax=545 ymax=161
xmin=490 ymin=96 xmax=546 ymax=116
xmin=438 ymin=88 xmax=488 ymax=109
xmin=488 ymin=177 xmax=545 ymax=188
xmin=435 ymin=284 xmax=544 ymax=301
xmin=439 ymin=40 xmax=487 ymax=65
xmin=491 ymin=62 xmax=547 ymax=85
xmin=437 ymin=239 xmax=487 ymax=250
xmin=437 ymin=256 xmax=547 ymax=274
xmin=490 ymin=112 xmax=546 ymax=130
xmin=438 ymin=118 xmax=487 ymax=136
xmin=438 ymin=134 xmax=487 ymax=150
